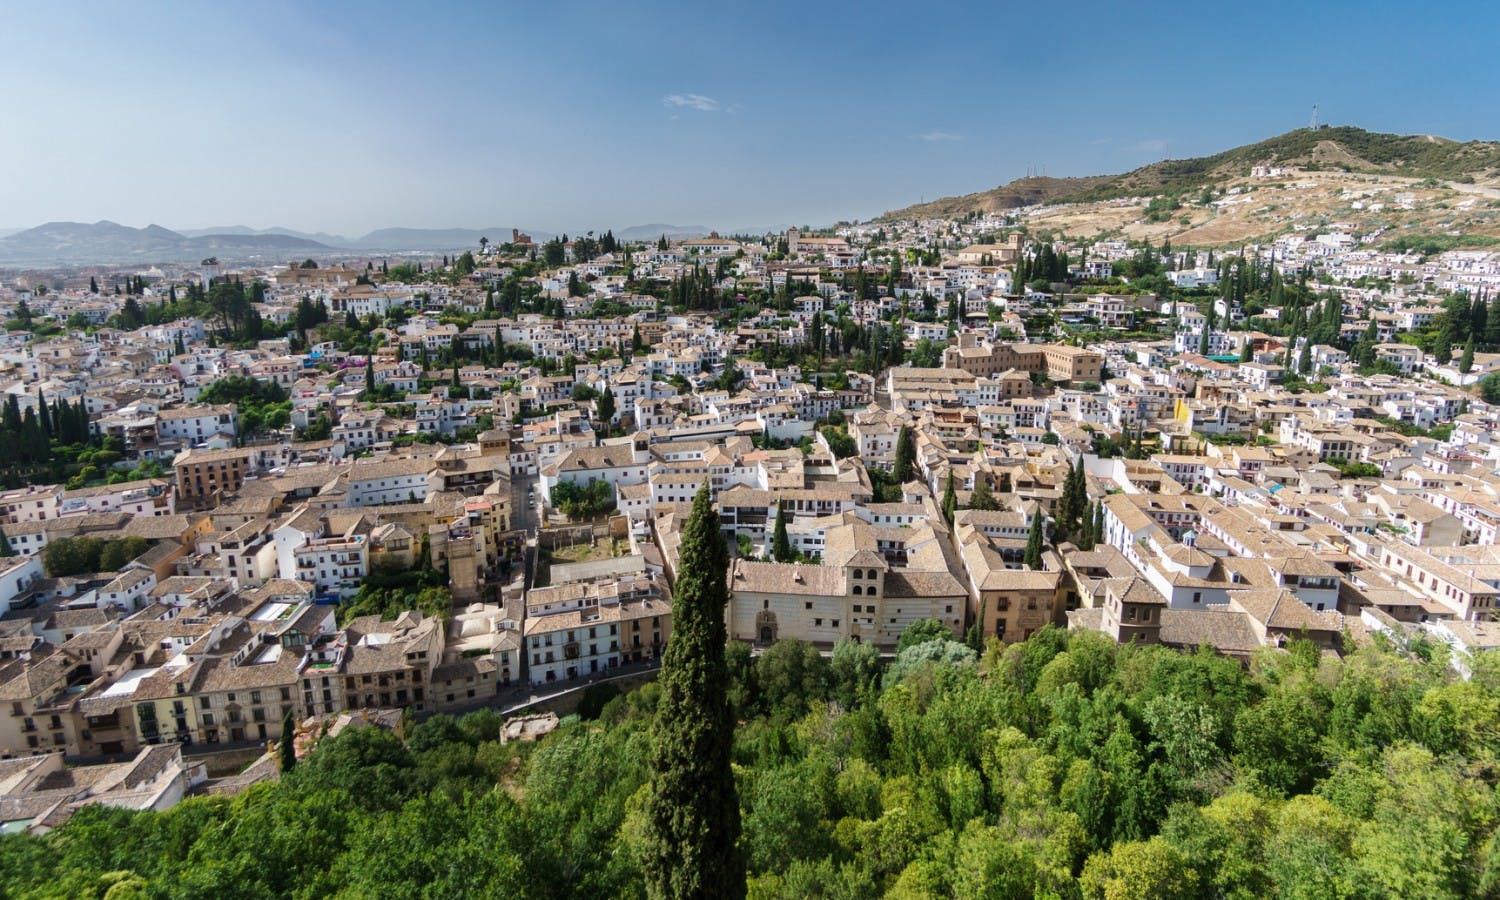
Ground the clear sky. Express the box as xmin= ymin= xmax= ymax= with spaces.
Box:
xmin=1 ymin=0 xmax=1496 ymax=237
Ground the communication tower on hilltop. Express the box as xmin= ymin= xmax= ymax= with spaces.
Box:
xmin=1310 ymin=103 xmax=1320 ymax=130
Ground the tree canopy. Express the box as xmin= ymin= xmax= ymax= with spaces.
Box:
xmin=3 ymin=622 xmax=1499 ymax=898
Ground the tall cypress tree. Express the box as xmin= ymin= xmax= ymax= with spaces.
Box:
xmin=279 ymin=708 xmax=297 ymax=772
xmin=771 ymin=503 xmax=792 ymax=563
xmin=893 ymin=425 xmax=915 ymax=484
xmin=0 ymin=526 xmax=13 ymax=557
xmin=1485 ymin=291 xmax=1500 ymax=350
xmin=942 ymin=471 xmax=957 ymax=525
xmin=642 ymin=482 xmax=743 ymax=899
xmin=36 ymin=391 xmax=51 ymax=440
xmin=1023 ymin=508 xmax=1045 ymax=570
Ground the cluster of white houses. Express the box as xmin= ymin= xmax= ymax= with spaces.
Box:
xmin=4 ymin=218 xmax=1500 ymax=799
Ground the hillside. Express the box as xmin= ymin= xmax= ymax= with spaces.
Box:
xmin=883 ymin=127 xmax=1500 ymax=247
xmin=883 ymin=126 xmax=1500 ymax=222
xmin=881 ymin=175 xmax=1112 ymax=221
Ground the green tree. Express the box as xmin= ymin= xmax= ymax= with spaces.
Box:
xmin=1481 ymin=372 xmax=1500 ymax=404
xmin=1023 ymin=509 xmax=1045 ymax=569
xmin=897 ymin=618 xmax=954 ymax=653
xmin=596 ymin=389 xmax=616 ymax=432
xmin=968 ymin=478 xmax=999 ymax=510
xmin=0 ymin=526 xmax=12 ymax=557
xmin=1081 ymin=837 xmax=1199 ymax=900
xmin=893 ymin=426 xmax=915 ymax=484
xmin=1432 ymin=327 xmax=1453 ymax=368
xmin=942 ymin=471 xmax=957 ymax=524
xmin=771 ymin=504 xmax=792 ymax=563
xmin=819 ymin=426 xmax=857 ymax=459
xmin=641 ymin=482 xmax=744 ymax=899
xmin=1461 ymin=337 xmax=1476 ymax=374
xmin=279 ymin=708 xmax=298 ymax=772
xmin=754 ymin=639 xmax=829 ymax=721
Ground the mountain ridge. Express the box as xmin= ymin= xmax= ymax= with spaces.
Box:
xmin=881 ymin=126 xmax=1500 ymax=221
xmin=0 ymin=221 xmax=333 ymax=266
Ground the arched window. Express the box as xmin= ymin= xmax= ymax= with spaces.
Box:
xmin=852 ymin=585 xmax=863 ymax=596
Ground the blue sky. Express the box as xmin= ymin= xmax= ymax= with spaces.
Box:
xmin=1 ymin=0 xmax=1496 ymax=236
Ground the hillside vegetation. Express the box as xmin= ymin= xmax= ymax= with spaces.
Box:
xmin=880 ymin=175 xmax=1112 ymax=222
xmin=885 ymin=126 xmax=1500 ymax=221
xmin=2 ymin=625 xmax=1498 ymax=898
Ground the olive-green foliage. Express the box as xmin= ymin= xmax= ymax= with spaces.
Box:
xmin=5 ymin=635 xmax=1500 ymax=898
xmin=336 ymin=567 xmax=449 ymax=625
xmin=41 ymin=535 xmax=148 ymax=576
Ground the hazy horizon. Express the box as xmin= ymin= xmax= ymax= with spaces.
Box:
xmin=3 ymin=1 xmax=1498 ymax=235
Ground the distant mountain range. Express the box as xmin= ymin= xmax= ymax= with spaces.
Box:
xmin=882 ymin=125 xmax=1500 ymax=221
xmin=0 ymin=222 xmax=573 ymax=266
xmin=0 ymin=222 xmax=335 ymax=267
xmin=0 ymin=221 xmax=734 ymax=267
xmin=613 ymin=223 xmax=712 ymax=241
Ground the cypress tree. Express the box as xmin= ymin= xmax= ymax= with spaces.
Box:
xmin=771 ymin=503 xmax=792 ymax=563
xmin=279 ymin=708 xmax=297 ymax=772
xmin=1461 ymin=338 xmax=1476 ymax=374
xmin=942 ymin=471 xmax=957 ymax=525
xmin=966 ymin=596 xmax=986 ymax=652
xmin=1071 ymin=458 xmax=1087 ymax=534
xmin=1431 ymin=328 xmax=1452 ymax=369
xmin=1485 ymin=291 xmax=1500 ymax=350
xmin=0 ymin=526 xmax=13 ymax=557
xmin=365 ymin=359 xmax=376 ymax=394
xmin=36 ymin=391 xmax=50 ymax=440
xmin=1023 ymin=508 xmax=1045 ymax=570
xmin=642 ymin=482 xmax=743 ymax=899
xmin=893 ymin=425 xmax=915 ymax=484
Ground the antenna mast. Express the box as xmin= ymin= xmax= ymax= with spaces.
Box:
xmin=1310 ymin=103 xmax=1319 ymax=130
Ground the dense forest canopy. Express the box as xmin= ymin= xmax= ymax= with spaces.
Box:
xmin=2 ymin=625 xmax=1498 ymax=899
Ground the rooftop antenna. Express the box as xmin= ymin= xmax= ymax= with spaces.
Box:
xmin=1310 ymin=103 xmax=1320 ymax=130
